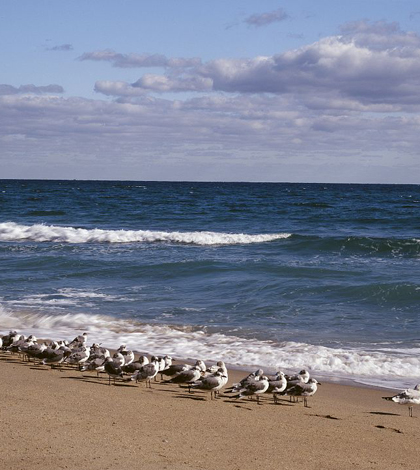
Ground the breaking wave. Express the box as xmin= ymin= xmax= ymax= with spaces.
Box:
xmin=1 ymin=306 xmax=419 ymax=390
xmin=0 ymin=222 xmax=290 ymax=246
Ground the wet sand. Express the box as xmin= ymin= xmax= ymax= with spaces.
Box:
xmin=1 ymin=352 xmax=419 ymax=470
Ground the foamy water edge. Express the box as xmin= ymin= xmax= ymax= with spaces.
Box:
xmin=1 ymin=306 xmax=419 ymax=390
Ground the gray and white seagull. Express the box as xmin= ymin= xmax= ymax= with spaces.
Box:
xmin=382 ymin=384 xmax=420 ymax=417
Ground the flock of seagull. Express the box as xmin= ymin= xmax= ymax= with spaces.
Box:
xmin=1 ymin=330 xmax=420 ymax=415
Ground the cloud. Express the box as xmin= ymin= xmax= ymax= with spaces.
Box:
xmin=79 ymin=49 xmax=201 ymax=68
xmin=0 ymin=84 xmax=64 ymax=95
xmin=244 ymin=8 xmax=289 ymax=27
xmin=1 ymin=21 xmax=420 ymax=182
xmin=47 ymin=44 xmax=73 ymax=51
xmin=104 ymin=20 xmax=420 ymax=111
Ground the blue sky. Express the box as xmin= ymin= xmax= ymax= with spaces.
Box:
xmin=1 ymin=1 xmax=420 ymax=183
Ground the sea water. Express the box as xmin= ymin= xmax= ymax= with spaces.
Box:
xmin=0 ymin=180 xmax=419 ymax=389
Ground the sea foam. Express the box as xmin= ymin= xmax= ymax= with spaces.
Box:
xmin=1 ymin=306 xmax=419 ymax=390
xmin=0 ymin=222 xmax=290 ymax=246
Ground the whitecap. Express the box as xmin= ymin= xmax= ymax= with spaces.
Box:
xmin=0 ymin=222 xmax=291 ymax=246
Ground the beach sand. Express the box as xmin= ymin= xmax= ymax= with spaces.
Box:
xmin=1 ymin=352 xmax=419 ymax=470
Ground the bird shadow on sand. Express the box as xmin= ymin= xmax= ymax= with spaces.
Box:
xmin=174 ymin=393 xmax=207 ymax=401
xmin=375 ymin=425 xmax=403 ymax=434
xmin=309 ymin=414 xmax=342 ymax=420
xmin=0 ymin=356 xmax=23 ymax=364
xmin=59 ymin=376 xmax=136 ymax=388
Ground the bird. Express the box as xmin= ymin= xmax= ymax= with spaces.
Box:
xmin=112 ymin=351 xmax=125 ymax=367
xmin=104 ymin=357 xmax=124 ymax=385
xmin=69 ymin=333 xmax=88 ymax=349
xmin=41 ymin=347 xmax=69 ymax=368
xmin=382 ymin=384 xmax=420 ymax=417
xmin=190 ymin=369 xmax=228 ymax=400
xmin=233 ymin=375 xmax=269 ymax=404
xmin=117 ymin=345 xmax=134 ymax=366
xmin=267 ymin=372 xmax=287 ymax=403
xmin=65 ymin=346 xmax=90 ymax=369
xmin=228 ymin=369 xmax=264 ymax=393
xmin=131 ymin=358 xmax=160 ymax=387
xmin=81 ymin=356 xmax=107 ymax=376
xmin=287 ymin=378 xmax=320 ymax=407
xmin=1 ymin=331 xmax=18 ymax=349
xmin=122 ymin=355 xmax=149 ymax=374
xmin=205 ymin=361 xmax=227 ymax=376
xmin=166 ymin=365 xmax=203 ymax=392
xmin=90 ymin=343 xmax=110 ymax=359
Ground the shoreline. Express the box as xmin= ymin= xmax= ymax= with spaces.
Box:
xmin=1 ymin=349 xmax=420 ymax=470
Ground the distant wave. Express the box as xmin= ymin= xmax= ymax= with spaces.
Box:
xmin=1 ymin=306 xmax=420 ymax=389
xmin=0 ymin=222 xmax=291 ymax=246
xmin=290 ymin=234 xmax=420 ymax=257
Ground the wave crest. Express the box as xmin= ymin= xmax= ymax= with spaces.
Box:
xmin=0 ymin=222 xmax=291 ymax=246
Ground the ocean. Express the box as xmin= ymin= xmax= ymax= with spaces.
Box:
xmin=0 ymin=179 xmax=419 ymax=389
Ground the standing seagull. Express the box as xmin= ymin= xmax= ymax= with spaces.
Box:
xmin=166 ymin=365 xmax=202 ymax=392
xmin=233 ymin=376 xmax=269 ymax=404
xmin=268 ymin=372 xmax=287 ymax=403
xmin=382 ymin=384 xmax=420 ymax=417
xmin=287 ymin=378 xmax=320 ymax=407
xmin=104 ymin=357 xmax=124 ymax=385
xmin=132 ymin=358 xmax=160 ymax=387
xmin=191 ymin=370 xmax=228 ymax=400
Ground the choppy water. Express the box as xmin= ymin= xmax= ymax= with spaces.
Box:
xmin=0 ymin=180 xmax=419 ymax=388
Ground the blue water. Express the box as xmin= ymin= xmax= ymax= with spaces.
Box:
xmin=1 ymin=180 xmax=419 ymax=388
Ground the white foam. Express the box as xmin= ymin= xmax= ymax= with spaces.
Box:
xmin=0 ymin=222 xmax=290 ymax=246
xmin=3 ymin=289 xmax=131 ymax=310
xmin=1 ymin=306 xmax=419 ymax=389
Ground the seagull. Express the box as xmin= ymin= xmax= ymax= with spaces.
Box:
xmin=41 ymin=347 xmax=69 ymax=368
xmin=1 ymin=331 xmax=18 ymax=349
xmin=112 ymin=351 xmax=125 ymax=367
xmin=131 ymin=357 xmax=160 ymax=387
xmin=233 ymin=376 xmax=269 ymax=404
xmin=81 ymin=356 xmax=107 ymax=376
xmin=69 ymin=333 xmax=88 ymax=349
xmin=160 ymin=363 xmax=191 ymax=379
xmin=90 ymin=344 xmax=110 ymax=359
xmin=268 ymin=372 xmax=287 ymax=403
xmin=25 ymin=342 xmax=48 ymax=363
xmin=205 ymin=361 xmax=227 ymax=375
xmin=166 ymin=365 xmax=203 ymax=392
xmin=104 ymin=357 xmax=124 ymax=385
xmin=382 ymin=384 xmax=420 ymax=417
xmin=228 ymin=369 xmax=264 ymax=393
xmin=286 ymin=369 xmax=310 ymax=385
xmin=287 ymin=378 xmax=320 ymax=407
xmin=190 ymin=369 xmax=228 ymax=400
xmin=65 ymin=346 xmax=91 ymax=369
xmin=117 ymin=345 xmax=134 ymax=366
xmin=122 ymin=355 xmax=149 ymax=374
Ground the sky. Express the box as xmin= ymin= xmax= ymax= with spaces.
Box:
xmin=1 ymin=1 xmax=420 ymax=183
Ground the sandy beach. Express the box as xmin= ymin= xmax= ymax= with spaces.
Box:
xmin=1 ymin=352 xmax=419 ymax=470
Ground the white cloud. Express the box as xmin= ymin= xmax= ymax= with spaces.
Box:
xmin=2 ymin=21 xmax=420 ymax=182
xmin=91 ymin=21 xmax=420 ymax=112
